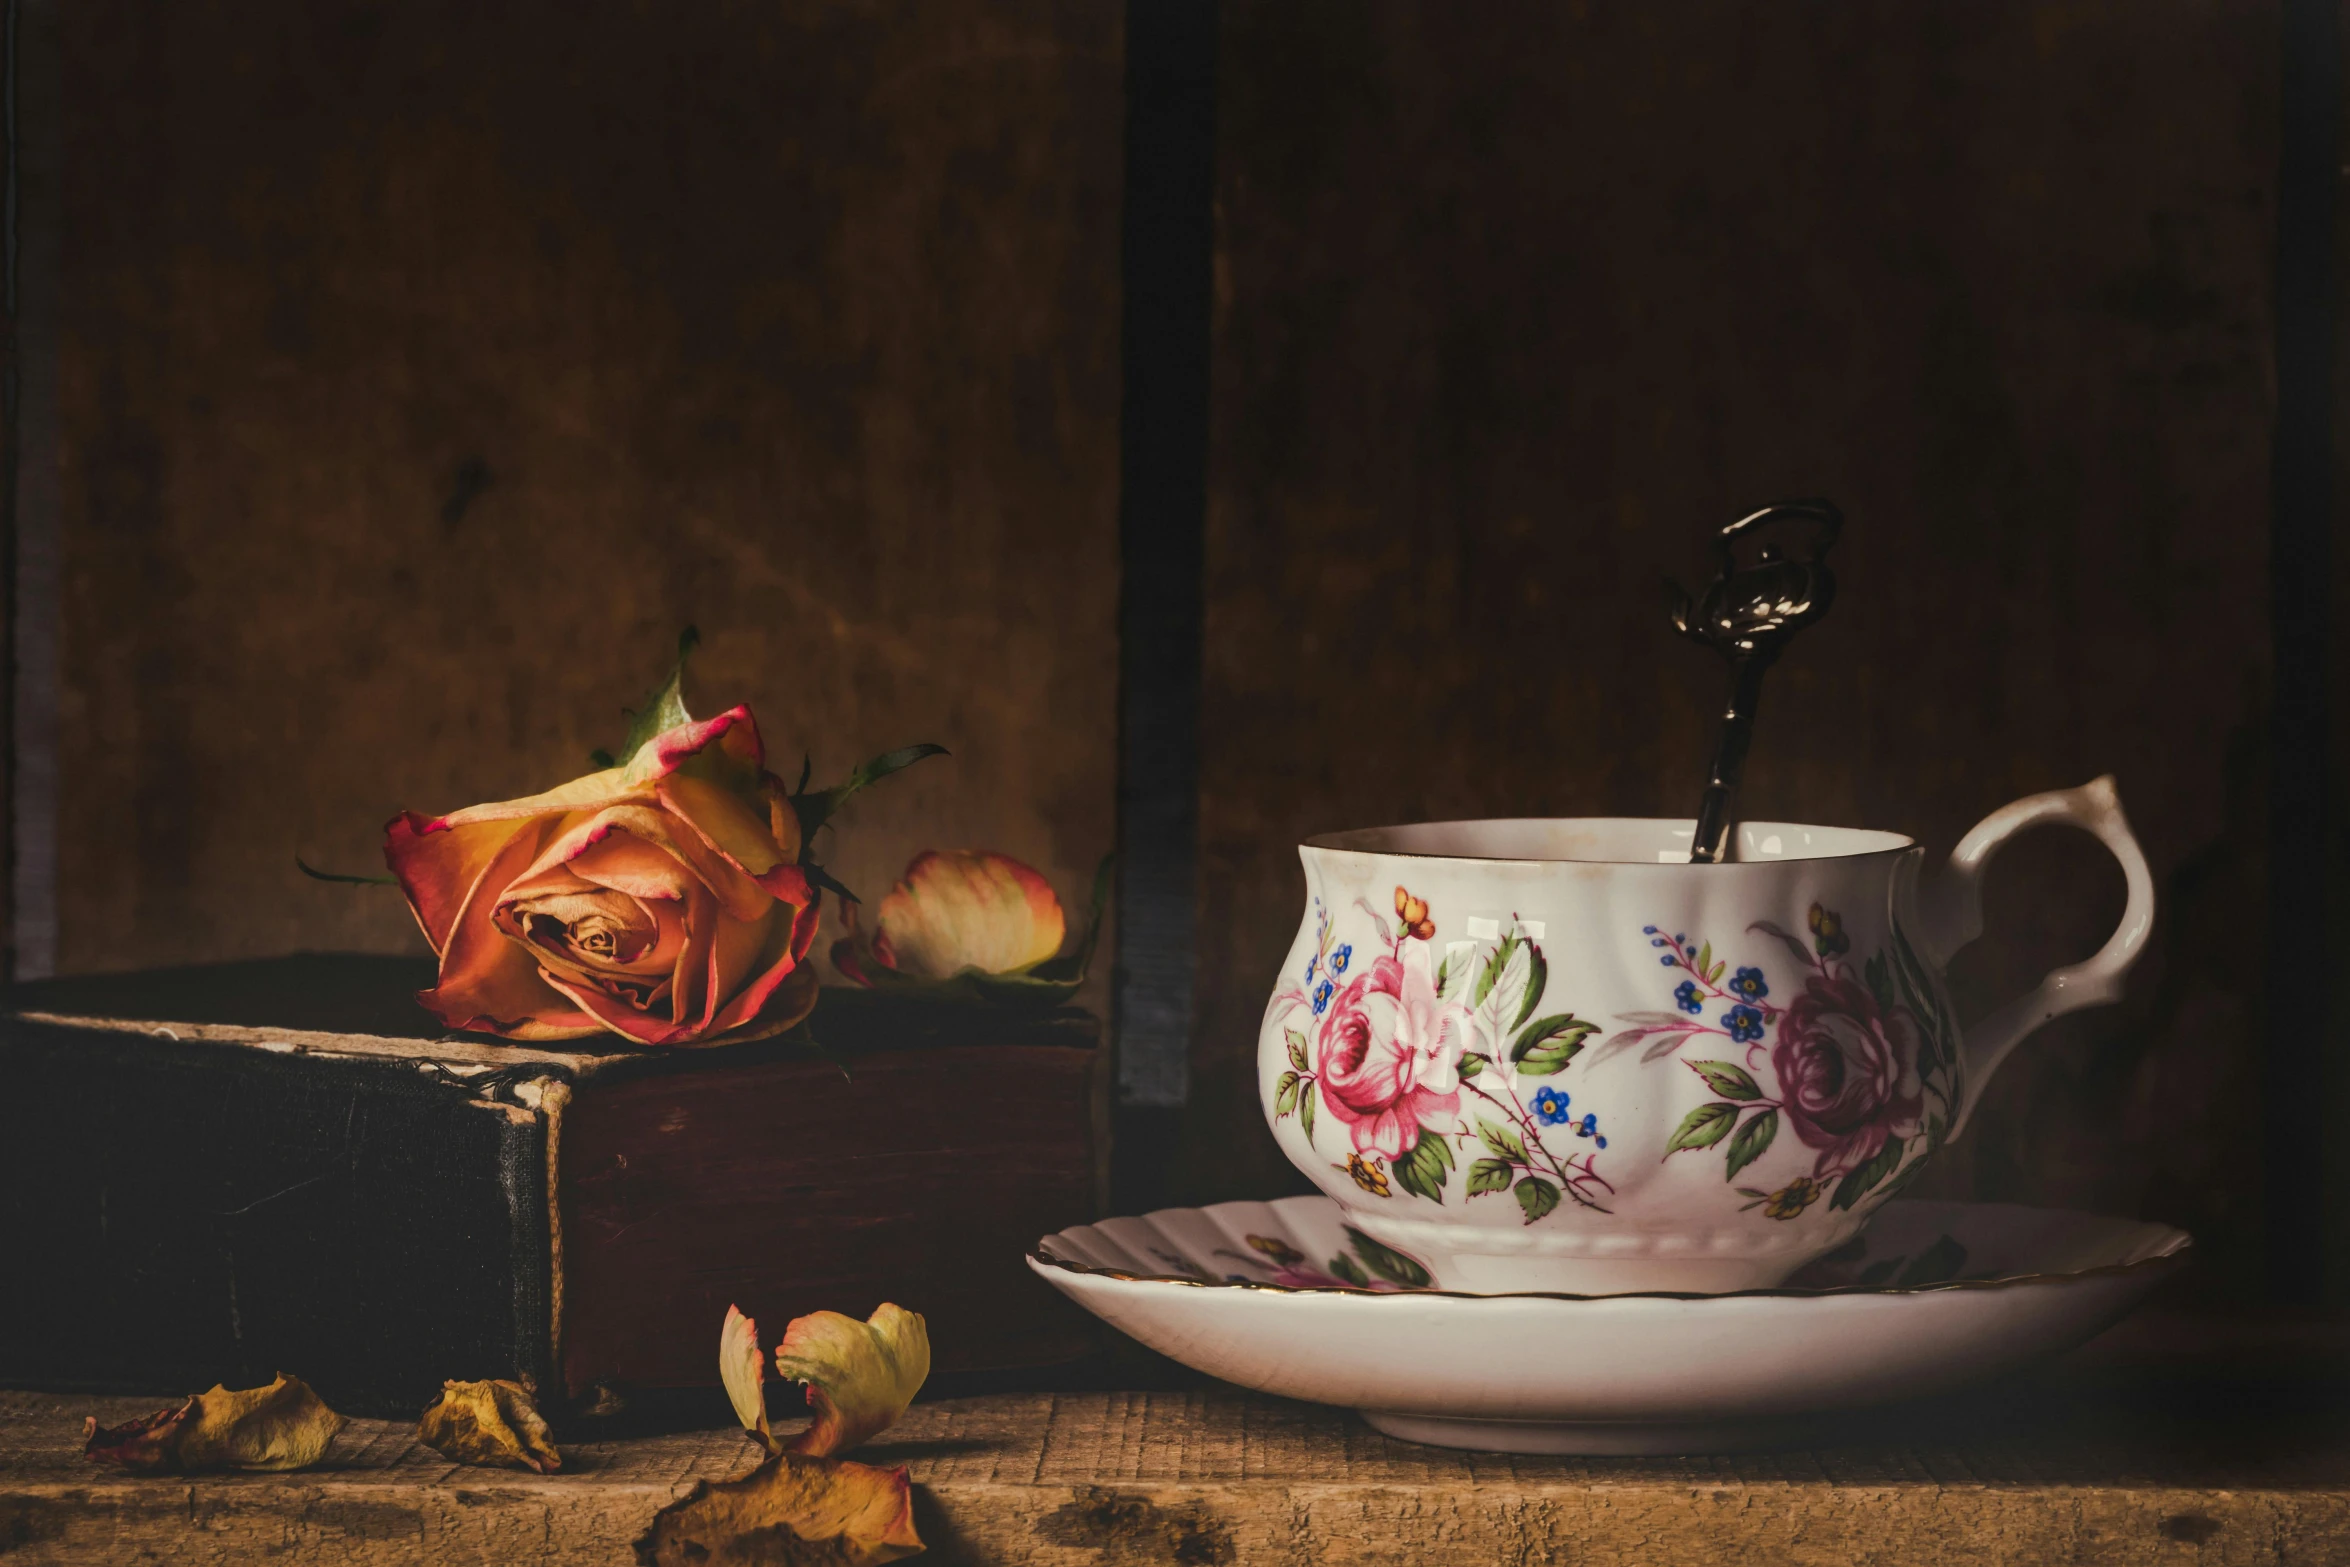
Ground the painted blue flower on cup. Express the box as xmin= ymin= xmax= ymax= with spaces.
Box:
xmin=1673 ymin=979 xmax=1705 ymax=1014
xmin=1531 ymin=1086 xmax=1573 ymax=1125
xmin=1312 ymin=979 xmax=1336 ymax=1016
xmin=1328 ymin=943 xmax=1352 ymax=978
xmin=1729 ymin=966 xmax=1769 ymax=1001
xmin=1724 ymin=1004 xmax=1766 ymax=1044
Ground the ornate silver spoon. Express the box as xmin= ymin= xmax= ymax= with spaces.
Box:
xmin=1668 ymin=500 xmax=1843 ymax=863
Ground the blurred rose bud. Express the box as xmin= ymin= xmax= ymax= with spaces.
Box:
xmin=832 ymin=851 xmax=1064 ymax=984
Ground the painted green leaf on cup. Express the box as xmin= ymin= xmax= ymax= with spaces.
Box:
xmin=1393 ymin=1127 xmax=1455 ymax=1203
xmin=1511 ymin=944 xmax=1549 ymax=1033
xmin=1328 ymin=1253 xmax=1373 ymax=1287
xmin=1514 ymin=1176 xmax=1562 ymax=1224
xmin=1466 ymin=1157 xmax=1516 ymax=1196
xmin=1666 ymin=1101 xmax=1739 ymax=1154
xmin=1864 ymin=950 xmax=1897 ymax=1013
xmin=1344 ymin=1226 xmax=1432 ymax=1289
xmin=1456 ymin=1052 xmax=1485 ymax=1080
xmin=1724 ymin=1107 xmax=1778 ymax=1179
xmin=1274 ymin=1070 xmax=1300 ymax=1115
xmin=1829 ymin=1134 xmax=1907 ymax=1211
xmin=1285 ymin=1029 xmax=1309 ymax=1074
xmin=1298 ymin=1082 xmax=1318 ymax=1144
xmin=1472 ymin=932 xmax=1521 ymax=1010
xmin=1476 ymin=1118 xmax=1528 ymax=1164
xmin=1509 ymin=1015 xmax=1594 ymax=1076
xmin=1687 ymin=1060 xmax=1762 ymax=1101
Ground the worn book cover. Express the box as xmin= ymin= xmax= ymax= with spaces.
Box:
xmin=0 ymin=954 xmax=1103 ymax=1417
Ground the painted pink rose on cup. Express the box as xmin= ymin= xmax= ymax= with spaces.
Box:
xmin=1316 ymin=940 xmax=1469 ymax=1160
xmin=1771 ymin=974 xmax=1925 ymax=1177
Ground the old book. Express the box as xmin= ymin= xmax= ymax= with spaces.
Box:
xmin=0 ymin=954 xmax=1103 ymax=1417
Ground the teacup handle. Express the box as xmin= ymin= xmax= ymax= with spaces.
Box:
xmin=1916 ymin=775 xmax=2156 ymax=1136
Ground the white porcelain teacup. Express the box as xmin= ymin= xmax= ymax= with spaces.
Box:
xmin=1258 ymin=778 xmax=2153 ymax=1294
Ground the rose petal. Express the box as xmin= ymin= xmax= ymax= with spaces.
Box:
xmin=873 ymin=851 xmax=1065 ymax=980
xmin=83 ymin=1399 xmax=195 ymax=1472
xmin=429 ymin=766 xmax=648 ymax=830
xmin=622 ymin=704 xmax=766 ymax=786
xmin=89 ymin=1374 xmax=348 ymax=1473
xmin=659 ymin=772 xmax=792 ymax=885
xmin=637 ymin=1452 xmax=921 ymax=1567
xmin=719 ymin=1305 xmax=770 ymax=1443
xmin=417 ymin=1379 xmax=562 ymax=1474
xmin=536 ymin=895 xmax=794 ymax=1047
xmin=383 ymin=813 xmax=535 ymax=954
xmin=563 ymin=829 xmax=700 ymax=903
xmin=418 ymin=816 xmax=601 ymax=1039
xmin=701 ymin=898 xmax=822 ymax=1040
xmin=774 ymin=1303 xmax=930 ymax=1459
xmin=521 ymin=805 xmax=774 ymax=926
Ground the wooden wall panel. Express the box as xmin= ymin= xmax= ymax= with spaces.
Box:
xmin=56 ymin=2 xmax=1123 ymax=999
xmin=1195 ymin=0 xmax=2279 ymax=1287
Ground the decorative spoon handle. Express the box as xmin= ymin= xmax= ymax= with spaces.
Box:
xmin=1670 ymin=501 xmax=1843 ymax=864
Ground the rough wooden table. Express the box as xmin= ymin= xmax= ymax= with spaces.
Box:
xmin=6 ymin=1313 xmax=2346 ymax=1565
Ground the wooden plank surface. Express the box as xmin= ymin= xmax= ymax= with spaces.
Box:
xmin=7 ymin=1315 xmax=2346 ymax=1565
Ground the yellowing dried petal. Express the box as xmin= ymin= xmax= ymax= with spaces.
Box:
xmin=417 ymin=1379 xmax=562 ymax=1474
xmin=719 ymin=1303 xmax=771 ymax=1445
xmin=637 ymin=1452 xmax=922 ymax=1567
xmin=172 ymin=1374 xmax=347 ymax=1472
xmin=873 ymin=851 xmax=1064 ymax=980
xmin=773 ymin=1303 xmax=930 ymax=1458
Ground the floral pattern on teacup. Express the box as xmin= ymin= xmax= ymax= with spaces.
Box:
xmin=1609 ymin=905 xmax=1961 ymax=1219
xmin=1270 ymin=888 xmax=1614 ymax=1222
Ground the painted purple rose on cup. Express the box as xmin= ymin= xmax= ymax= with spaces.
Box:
xmin=1774 ymin=973 xmax=1925 ymax=1177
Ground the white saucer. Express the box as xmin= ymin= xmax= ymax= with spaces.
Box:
xmin=1028 ymin=1196 xmax=2189 ymax=1454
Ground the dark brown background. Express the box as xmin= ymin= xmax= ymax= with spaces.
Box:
xmin=53 ymin=0 xmax=1124 ymax=1011
xmin=25 ymin=2 xmax=2345 ymax=1298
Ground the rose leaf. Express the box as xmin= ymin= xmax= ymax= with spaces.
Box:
xmin=637 ymin=1451 xmax=923 ymax=1567
xmin=417 ymin=1379 xmax=562 ymax=1474
xmin=614 ymin=626 xmax=702 ymax=769
xmin=774 ymin=1304 xmax=932 ymax=1459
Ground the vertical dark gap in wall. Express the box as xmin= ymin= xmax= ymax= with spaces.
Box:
xmin=2267 ymin=0 xmax=2339 ymax=1306
xmin=1110 ymin=0 xmax=1215 ymax=1211
xmin=1 ymin=0 xmax=21 ymax=984
xmin=6 ymin=0 xmax=53 ymax=982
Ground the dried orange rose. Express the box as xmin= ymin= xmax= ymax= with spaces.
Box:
xmin=385 ymin=705 xmax=821 ymax=1047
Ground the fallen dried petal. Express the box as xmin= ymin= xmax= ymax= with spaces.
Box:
xmin=417 ymin=1379 xmax=562 ymax=1473
xmin=637 ymin=1451 xmax=922 ymax=1566
xmin=774 ymin=1304 xmax=930 ymax=1459
xmin=87 ymin=1375 xmax=347 ymax=1473
xmin=83 ymin=1399 xmax=196 ymax=1472
xmin=177 ymin=1374 xmax=349 ymax=1472
xmin=720 ymin=1304 xmax=772 ymax=1447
